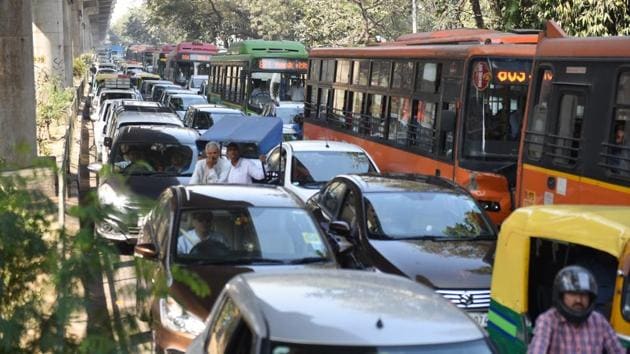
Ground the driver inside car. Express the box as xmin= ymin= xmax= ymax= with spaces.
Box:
xmin=177 ymin=211 xmax=228 ymax=255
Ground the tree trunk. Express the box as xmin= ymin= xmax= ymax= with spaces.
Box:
xmin=470 ymin=0 xmax=485 ymax=28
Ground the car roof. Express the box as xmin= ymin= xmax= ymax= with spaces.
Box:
xmin=118 ymin=100 xmax=161 ymax=107
xmin=114 ymin=125 xmax=199 ymax=144
xmin=175 ymin=184 xmax=303 ymax=208
xmin=284 ymin=140 xmax=368 ymax=153
xmin=116 ymin=111 xmax=183 ymax=125
xmin=338 ymin=173 xmax=463 ymax=194
xmin=170 ymin=93 xmax=204 ymax=98
xmin=188 ymin=104 xmax=243 ymax=114
xmin=100 ymin=89 xmax=136 ymax=95
xmin=228 ymin=270 xmax=485 ymax=346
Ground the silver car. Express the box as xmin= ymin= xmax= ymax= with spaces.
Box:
xmin=186 ymin=270 xmax=494 ymax=353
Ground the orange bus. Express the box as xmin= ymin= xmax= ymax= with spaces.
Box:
xmin=518 ymin=22 xmax=630 ymax=207
xmin=304 ymin=29 xmax=538 ymax=225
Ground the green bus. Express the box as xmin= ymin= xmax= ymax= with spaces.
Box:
xmin=207 ymin=40 xmax=308 ymax=117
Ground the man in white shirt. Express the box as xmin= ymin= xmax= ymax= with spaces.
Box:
xmin=190 ymin=141 xmax=230 ymax=184
xmin=177 ymin=211 xmax=228 ymax=254
xmin=225 ymin=142 xmax=266 ymax=184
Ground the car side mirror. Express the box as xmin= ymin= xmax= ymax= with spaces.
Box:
xmin=103 ymin=137 xmax=112 ymax=147
xmin=329 ymin=220 xmax=351 ymax=237
xmin=134 ymin=243 xmax=158 ymax=260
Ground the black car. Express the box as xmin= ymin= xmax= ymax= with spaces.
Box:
xmin=134 ymin=184 xmax=338 ymax=353
xmin=305 ymin=173 xmax=497 ymax=327
xmin=89 ymin=125 xmax=199 ymax=244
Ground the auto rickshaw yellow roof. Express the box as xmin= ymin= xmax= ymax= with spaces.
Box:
xmin=491 ymin=205 xmax=630 ymax=314
xmin=503 ymin=205 xmax=630 ymax=257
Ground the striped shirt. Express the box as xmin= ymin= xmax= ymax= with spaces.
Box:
xmin=528 ymin=308 xmax=624 ymax=354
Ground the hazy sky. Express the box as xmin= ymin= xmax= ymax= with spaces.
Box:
xmin=111 ymin=0 xmax=144 ymax=23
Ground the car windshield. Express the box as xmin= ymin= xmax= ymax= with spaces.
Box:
xmin=291 ymin=151 xmax=375 ymax=187
xmin=363 ymin=192 xmax=494 ymax=239
xmin=269 ymin=339 xmax=492 ymax=354
xmin=275 ymin=106 xmax=303 ymax=125
xmin=180 ymin=95 xmax=206 ymax=108
xmin=174 ymin=208 xmax=330 ymax=264
xmin=111 ymin=142 xmax=195 ymax=175
xmin=102 ymin=92 xmax=134 ymax=101
xmin=191 ymin=78 xmax=205 ymax=88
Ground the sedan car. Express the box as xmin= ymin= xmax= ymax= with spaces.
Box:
xmin=89 ymin=125 xmax=199 ymax=244
xmin=134 ymin=184 xmax=338 ymax=353
xmin=305 ymin=173 xmax=497 ymax=327
xmin=186 ymin=270 xmax=494 ymax=354
xmin=266 ymin=140 xmax=380 ymax=202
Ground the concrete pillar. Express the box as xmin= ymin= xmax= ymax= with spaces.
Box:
xmin=61 ymin=0 xmax=72 ymax=85
xmin=71 ymin=0 xmax=82 ymax=56
xmin=0 ymin=0 xmax=37 ymax=166
xmin=32 ymin=0 xmax=70 ymax=86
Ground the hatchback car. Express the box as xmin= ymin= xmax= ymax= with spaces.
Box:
xmin=186 ymin=270 xmax=494 ymax=354
xmin=182 ymin=104 xmax=245 ymax=135
xmin=306 ymin=173 xmax=497 ymax=327
xmin=134 ymin=184 xmax=337 ymax=353
xmin=266 ymin=140 xmax=380 ymax=202
xmin=89 ymin=125 xmax=199 ymax=244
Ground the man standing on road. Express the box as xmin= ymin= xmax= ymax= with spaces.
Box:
xmin=225 ymin=142 xmax=266 ymax=184
xmin=528 ymin=265 xmax=623 ymax=354
xmin=190 ymin=141 xmax=229 ymax=184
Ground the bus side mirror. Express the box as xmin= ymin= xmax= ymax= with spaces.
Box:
xmin=104 ymin=137 xmax=112 ymax=147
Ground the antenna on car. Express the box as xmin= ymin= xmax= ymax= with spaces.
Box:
xmin=376 ymin=318 xmax=384 ymax=329
xmin=325 ymin=140 xmax=330 ymax=148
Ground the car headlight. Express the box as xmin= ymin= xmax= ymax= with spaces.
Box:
xmin=159 ymin=297 xmax=205 ymax=337
xmin=98 ymin=184 xmax=128 ymax=211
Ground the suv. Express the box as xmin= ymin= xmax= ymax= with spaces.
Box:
xmin=89 ymin=125 xmax=199 ymax=244
xmin=165 ymin=94 xmax=208 ymax=120
xmin=135 ymin=184 xmax=338 ymax=352
xmin=187 ymin=270 xmax=494 ymax=353
xmin=306 ymin=173 xmax=497 ymax=327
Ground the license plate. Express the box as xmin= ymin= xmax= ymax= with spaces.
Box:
xmin=469 ymin=312 xmax=488 ymax=327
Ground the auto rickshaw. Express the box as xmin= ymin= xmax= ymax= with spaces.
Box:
xmin=488 ymin=205 xmax=630 ymax=353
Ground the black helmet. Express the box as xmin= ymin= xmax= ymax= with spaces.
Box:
xmin=552 ymin=265 xmax=598 ymax=324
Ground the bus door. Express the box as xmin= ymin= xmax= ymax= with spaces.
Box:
xmin=522 ymin=82 xmax=588 ymax=205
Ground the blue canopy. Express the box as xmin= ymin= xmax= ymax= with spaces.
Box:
xmin=196 ymin=116 xmax=282 ymax=158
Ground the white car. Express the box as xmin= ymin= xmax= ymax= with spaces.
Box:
xmin=165 ymin=94 xmax=208 ymax=120
xmin=95 ymin=89 xmax=141 ymax=108
xmin=265 ymin=140 xmax=380 ymax=202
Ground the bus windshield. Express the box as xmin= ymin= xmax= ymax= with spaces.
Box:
xmin=462 ymin=58 xmax=531 ymax=161
xmin=250 ymin=72 xmax=305 ymax=108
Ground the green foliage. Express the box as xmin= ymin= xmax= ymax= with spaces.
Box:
xmin=0 ymin=174 xmax=52 ymax=352
xmin=535 ymin=0 xmax=630 ymax=36
xmin=36 ymin=76 xmax=74 ymax=147
xmin=73 ymin=54 xmax=92 ymax=78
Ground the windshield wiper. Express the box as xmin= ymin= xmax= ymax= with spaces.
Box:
xmin=288 ymin=257 xmax=329 ymax=265
xmin=397 ymin=235 xmax=495 ymax=241
xmin=177 ymin=257 xmax=287 ymax=266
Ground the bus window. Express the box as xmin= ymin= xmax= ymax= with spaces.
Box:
xmin=607 ymin=72 xmax=630 ymax=177
xmin=552 ymin=92 xmax=584 ymax=166
xmin=388 ymin=96 xmax=411 ymax=145
xmin=438 ymin=102 xmax=457 ymax=159
xmin=416 ymin=62 xmax=441 ymax=93
xmin=309 ymin=59 xmax=321 ymax=81
xmin=333 ymin=90 xmax=346 ymax=126
xmin=322 ymin=60 xmax=335 ymax=83
xmin=371 ymin=61 xmax=391 ymax=88
xmin=410 ymin=99 xmax=437 ymax=153
xmin=526 ymin=68 xmax=554 ymax=160
xmin=392 ymin=62 xmax=414 ymax=90
xmin=462 ymin=58 xmax=530 ymax=162
xmin=350 ymin=92 xmax=363 ymax=132
xmin=353 ymin=61 xmax=370 ymax=86
xmin=336 ymin=60 xmax=351 ymax=83
xmin=365 ymin=94 xmax=386 ymax=138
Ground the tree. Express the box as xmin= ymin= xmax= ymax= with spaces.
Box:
xmin=534 ymin=0 xmax=630 ymax=36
